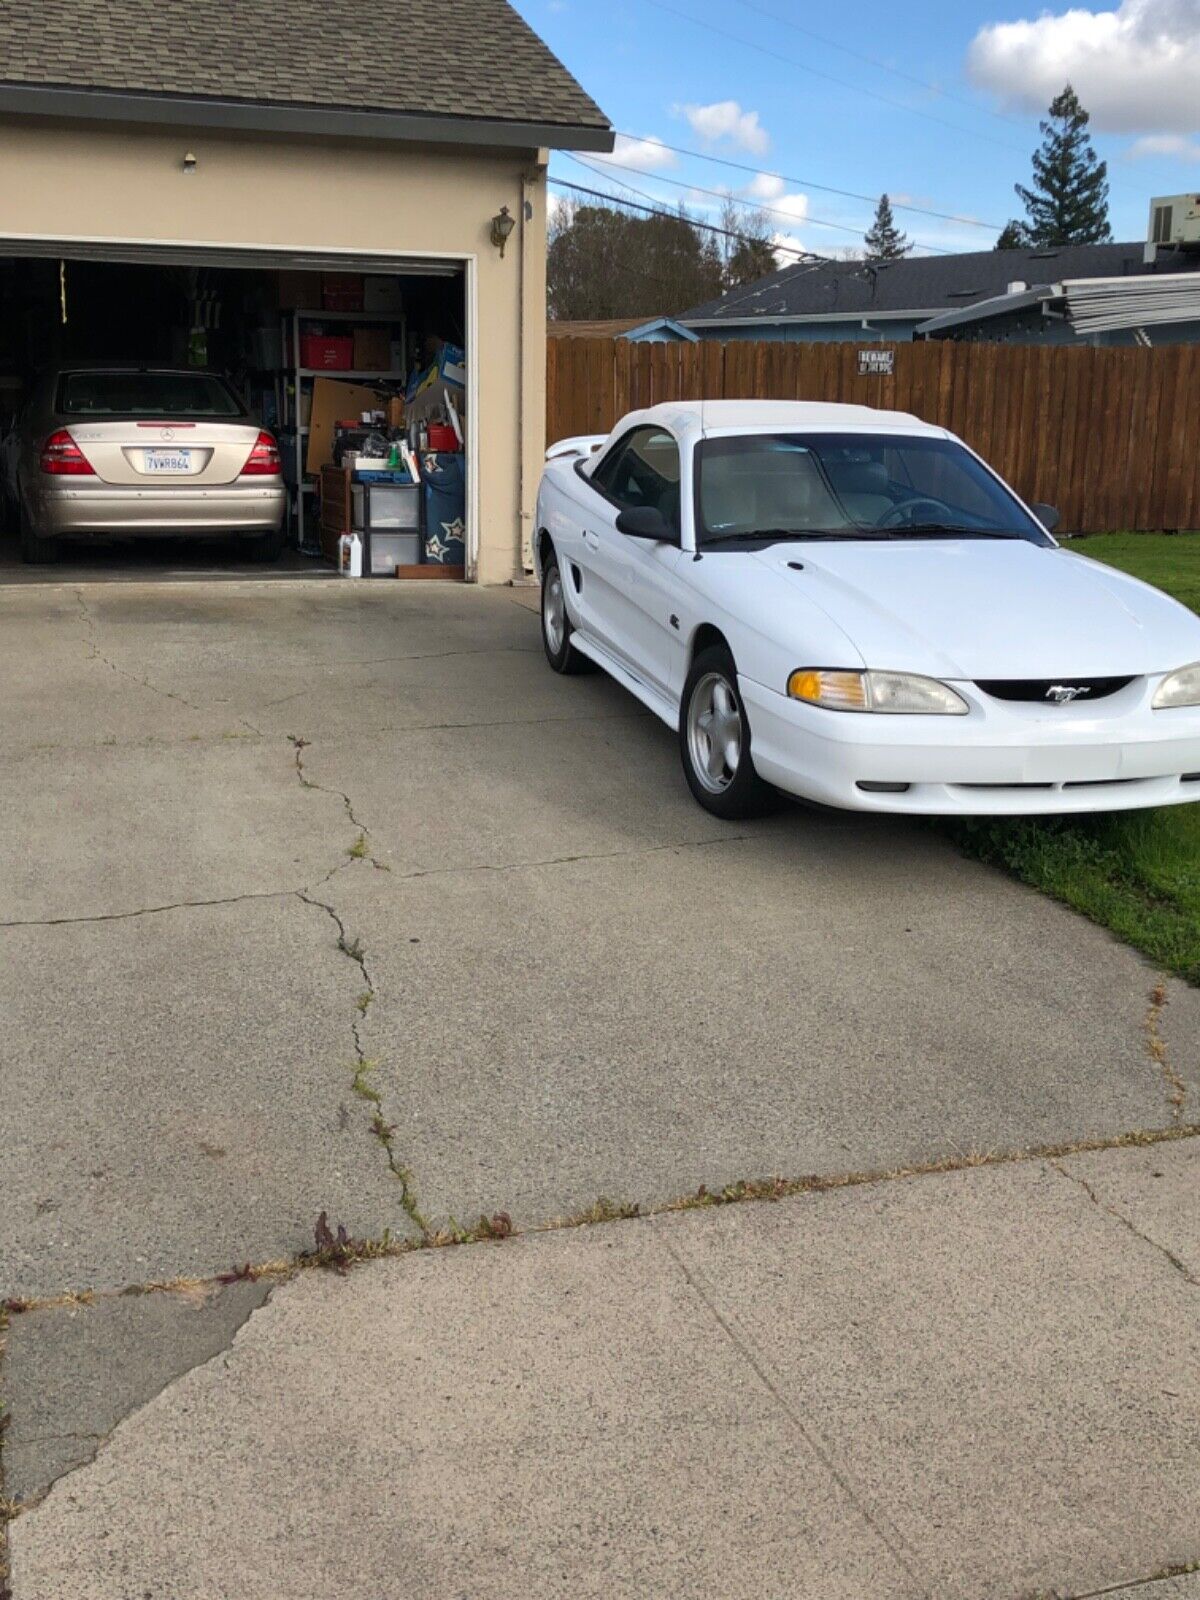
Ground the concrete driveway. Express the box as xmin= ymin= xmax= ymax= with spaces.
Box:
xmin=2 ymin=576 xmax=1198 ymax=1596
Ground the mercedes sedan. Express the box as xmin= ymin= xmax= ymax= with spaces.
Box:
xmin=534 ymin=400 xmax=1200 ymax=818
xmin=2 ymin=366 xmax=286 ymax=564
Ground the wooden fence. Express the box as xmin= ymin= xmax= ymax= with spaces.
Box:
xmin=545 ymin=337 xmax=1200 ymax=533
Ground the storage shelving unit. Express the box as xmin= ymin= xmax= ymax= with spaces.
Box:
xmin=280 ymin=307 xmax=407 ymax=553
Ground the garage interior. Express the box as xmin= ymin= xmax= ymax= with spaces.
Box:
xmin=0 ymin=251 xmax=467 ymax=577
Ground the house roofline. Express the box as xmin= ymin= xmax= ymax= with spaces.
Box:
xmin=681 ymin=308 xmax=948 ymax=328
xmin=0 ymin=82 xmax=616 ymax=152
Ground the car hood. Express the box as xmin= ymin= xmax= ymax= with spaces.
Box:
xmin=758 ymin=539 xmax=1200 ymax=679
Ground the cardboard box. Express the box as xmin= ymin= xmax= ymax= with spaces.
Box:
xmin=352 ymin=327 xmax=392 ymax=371
xmin=306 ymin=378 xmax=389 ymax=476
xmin=386 ymin=396 xmax=406 ymax=429
xmin=364 ymin=276 xmax=403 ymax=314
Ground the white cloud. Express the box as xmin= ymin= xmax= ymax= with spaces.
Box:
xmin=967 ymin=0 xmax=1200 ymax=133
xmin=747 ymin=172 xmax=786 ymax=201
xmin=590 ymin=133 xmax=678 ymax=172
xmin=767 ymin=191 xmax=810 ymax=223
xmin=1129 ymin=131 xmax=1200 ymax=160
xmin=677 ymin=100 xmax=771 ymax=155
xmin=739 ymin=173 xmax=809 ymax=228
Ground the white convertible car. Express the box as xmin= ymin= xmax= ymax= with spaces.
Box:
xmin=534 ymin=400 xmax=1200 ymax=818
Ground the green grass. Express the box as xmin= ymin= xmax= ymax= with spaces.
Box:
xmin=952 ymin=532 xmax=1200 ymax=985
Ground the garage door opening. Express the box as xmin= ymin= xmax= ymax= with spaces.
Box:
xmin=0 ymin=250 xmax=468 ymax=581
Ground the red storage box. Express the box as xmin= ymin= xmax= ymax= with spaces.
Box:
xmin=322 ymin=273 xmax=364 ymax=312
xmin=427 ymin=423 xmax=460 ymax=452
xmin=301 ymin=334 xmax=354 ymax=371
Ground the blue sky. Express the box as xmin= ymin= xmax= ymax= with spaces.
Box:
xmin=511 ymin=0 xmax=1200 ymax=259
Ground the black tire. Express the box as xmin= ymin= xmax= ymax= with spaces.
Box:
xmin=540 ymin=550 xmax=593 ymax=675
xmin=18 ymin=500 xmax=59 ymax=565
xmin=679 ymin=644 xmax=777 ymax=819
xmin=243 ymin=524 xmax=286 ymax=563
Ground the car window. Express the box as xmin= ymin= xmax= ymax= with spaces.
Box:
xmin=57 ymin=372 xmax=244 ymax=418
xmin=883 ymin=442 xmax=1003 ymax=523
xmin=696 ymin=432 xmax=1049 ymax=545
xmin=591 ymin=427 xmax=681 ymax=529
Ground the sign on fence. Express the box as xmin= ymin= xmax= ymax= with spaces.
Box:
xmin=857 ymin=348 xmax=895 ymax=376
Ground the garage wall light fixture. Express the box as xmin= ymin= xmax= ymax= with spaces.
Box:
xmin=182 ymin=151 xmax=197 ymax=174
xmin=490 ymin=205 xmax=516 ymax=257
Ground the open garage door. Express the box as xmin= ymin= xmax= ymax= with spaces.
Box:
xmin=0 ymin=240 xmax=472 ymax=581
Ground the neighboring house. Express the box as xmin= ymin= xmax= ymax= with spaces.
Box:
xmin=548 ymin=317 xmax=697 ymax=343
xmin=0 ymin=0 xmax=613 ymax=583
xmin=677 ymin=242 xmax=1200 ymax=347
xmin=917 ymin=271 xmax=1200 ymax=345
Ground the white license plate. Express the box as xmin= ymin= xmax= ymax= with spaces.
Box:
xmin=143 ymin=449 xmax=192 ymax=474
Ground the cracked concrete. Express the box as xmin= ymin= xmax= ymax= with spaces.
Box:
xmin=1 ymin=1279 xmax=271 ymax=1506
xmin=9 ymin=1151 xmax=1200 ymax=1600
xmin=3 ymin=576 xmax=1200 ymax=1599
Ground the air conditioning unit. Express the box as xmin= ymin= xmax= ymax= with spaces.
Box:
xmin=1146 ymin=194 xmax=1200 ymax=259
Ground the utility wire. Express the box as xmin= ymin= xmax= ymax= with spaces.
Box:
xmin=728 ymin=0 xmax=1022 ymax=126
xmin=549 ymin=177 xmax=831 ymax=267
xmin=572 ymin=152 xmax=956 ymax=255
xmin=612 ymin=131 xmax=1002 ymax=233
xmin=643 ymin=0 xmax=1026 ymax=153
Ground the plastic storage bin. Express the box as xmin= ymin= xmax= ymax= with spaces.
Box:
xmin=300 ymin=334 xmax=354 ymax=370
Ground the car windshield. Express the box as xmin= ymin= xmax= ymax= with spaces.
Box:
xmin=696 ymin=432 xmax=1051 ymax=546
xmin=57 ymin=372 xmax=244 ymax=418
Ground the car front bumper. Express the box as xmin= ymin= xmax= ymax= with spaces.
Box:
xmin=739 ymin=674 xmax=1200 ymax=814
xmin=40 ymin=482 xmax=286 ymax=537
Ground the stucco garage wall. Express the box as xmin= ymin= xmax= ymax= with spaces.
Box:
xmin=0 ymin=115 xmax=547 ymax=583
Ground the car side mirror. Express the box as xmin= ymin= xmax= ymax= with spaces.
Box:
xmin=615 ymin=506 xmax=678 ymax=543
xmin=1031 ymin=502 xmax=1060 ymax=532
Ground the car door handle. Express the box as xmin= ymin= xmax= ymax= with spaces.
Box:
xmin=583 ymin=529 xmax=600 ymax=550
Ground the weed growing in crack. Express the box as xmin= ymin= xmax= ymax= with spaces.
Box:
xmin=350 ymin=1060 xmax=429 ymax=1236
xmin=356 ymin=992 xmax=374 ymax=1015
xmin=338 ymin=932 xmax=365 ymax=963
xmin=349 ymin=834 xmax=369 ymax=860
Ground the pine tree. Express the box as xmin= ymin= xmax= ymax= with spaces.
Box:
xmin=864 ymin=194 xmax=910 ymax=261
xmin=994 ymin=220 xmax=1028 ymax=251
xmin=1013 ymin=85 xmax=1111 ymax=246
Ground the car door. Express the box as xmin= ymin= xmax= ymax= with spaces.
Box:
xmin=580 ymin=425 xmax=683 ymax=683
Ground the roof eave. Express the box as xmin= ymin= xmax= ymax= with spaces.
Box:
xmin=0 ymin=82 xmax=616 ymax=152
xmin=681 ymin=309 xmax=946 ymax=328
xmin=915 ymin=286 xmax=1057 ymax=336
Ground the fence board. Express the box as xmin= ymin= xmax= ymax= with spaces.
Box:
xmin=546 ymin=336 xmax=1200 ymax=532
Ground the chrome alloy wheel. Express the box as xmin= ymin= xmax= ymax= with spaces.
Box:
xmin=543 ymin=567 xmax=566 ymax=655
xmin=687 ymin=671 xmax=743 ymax=793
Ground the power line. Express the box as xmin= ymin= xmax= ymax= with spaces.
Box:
xmin=572 ymin=152 xmax=956 ymax=255
xmin=612 ymin=131 xmax=1002 ymax=233
xmin=643 ymin=0 xmax=1026 ymax=154
xmin=548 ymin=177 xmax=830 ymax=268
xmin=728 ymin=0 xmax=1022 ymax=127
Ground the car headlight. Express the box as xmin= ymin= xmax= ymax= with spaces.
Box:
xmin=787 ymin=669 xmax=969 ymax=715
xmin=1152 ymin=663 xmax=1200 ymax=709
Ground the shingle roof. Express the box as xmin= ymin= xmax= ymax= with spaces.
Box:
xmin=0 ymin=0 xmax=610 ymax=137
xmin=680 ymin=242 xmax=1200 ymax=325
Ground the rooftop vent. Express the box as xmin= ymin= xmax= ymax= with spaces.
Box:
xmin=1006 ymin=280 xmax=1027 ymax=294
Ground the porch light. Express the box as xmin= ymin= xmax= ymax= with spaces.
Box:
xmin=490 ymin=205 xmax=517 ymax=257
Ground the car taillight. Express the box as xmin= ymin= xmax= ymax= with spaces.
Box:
xmin=242 ymin=431 xmax=281 ymax=476
xmin=40 ymin=429 xmax=95 ymax=476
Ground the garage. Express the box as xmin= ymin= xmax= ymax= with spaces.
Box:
xmin=0 ymin=247 xmax=468 ymax=575
xmin=0 ymin=0 xmax=614 ymax=585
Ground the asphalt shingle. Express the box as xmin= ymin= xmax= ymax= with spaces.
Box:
xmin=680 ymin=241 xmax=1200 ymax=323
xmin=0 ymin=0 xmax=610 ymax=134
